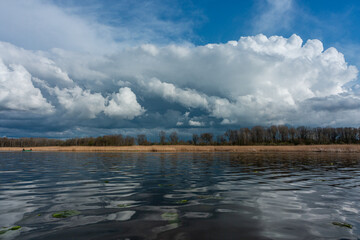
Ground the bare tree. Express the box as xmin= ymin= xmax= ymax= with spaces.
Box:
xmin=137 ymin=134 xmax=149 ymax=145
xmin=252 ymin=126 xmax=264 ymax=144
xmin=124 ymin=136 xmax=135 ymax=146
xmin=192 ymin=134 xmax=200 ymax=145
xmin=200 ymin=133 xmax=213 ymax=145
xmin=159 ymin=131 xmax=166 ymax=145
xmin=169 ymin=131 xmax=178 ymax=145
xmin=278 ymin=125 xmax=289 ymax=143
xmin=216 ymin=134 xmax=227 ymax=145
xmin=270 ymin=125 xmax=278 ymax=143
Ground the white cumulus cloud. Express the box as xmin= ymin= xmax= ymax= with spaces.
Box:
xmin=145 ymin=78 xmax=209 ymax=109
xmin=0 ymin=33 xmax=359 ymax=135
xmin=0 ymin=60 xmax=53 ymax=113
xmin=104 ymin=87 xmax=145 ymax=119
xmin=189 ymin=120 xmax=205 ymax=127
xmin=0 ymin=41 xmax=73 ymax=87
xmin=122 ymin=34 xmax=357 ymax=126
xmin=53 ymin=86 xmax=106 ymax=119
xmin=55 ymin=34 xmax=358 ymax=126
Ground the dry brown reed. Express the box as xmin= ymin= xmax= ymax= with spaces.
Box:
xmin=2 ymin=145 xmax=360 ymax=153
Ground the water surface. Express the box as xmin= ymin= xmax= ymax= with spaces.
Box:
xmin=0 ymin=152 xmax=359 ymax=239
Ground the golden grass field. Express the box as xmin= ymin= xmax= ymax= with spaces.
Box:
xmin=2 ymin=145 xmax=360 ymax=152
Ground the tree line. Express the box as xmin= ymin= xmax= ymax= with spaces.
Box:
xmin=1 ymin=126 xmax=360 ymax=147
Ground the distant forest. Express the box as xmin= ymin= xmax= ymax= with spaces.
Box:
xmin=1 ymin=126 xmax=360 ymax=147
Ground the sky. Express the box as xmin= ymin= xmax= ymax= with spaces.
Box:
xmin=1 ymin=0 xmax=360 ymax=139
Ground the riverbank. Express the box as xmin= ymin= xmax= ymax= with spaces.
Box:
xmin=1 ymin=145 xmax=360 ymax=152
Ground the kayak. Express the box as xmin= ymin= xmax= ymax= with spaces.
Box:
xmin=22 ymin=149 xmax=32 ymax=152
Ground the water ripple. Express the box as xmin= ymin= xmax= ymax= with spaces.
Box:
xmin=0 ymin=152 xmax=360 ymax=239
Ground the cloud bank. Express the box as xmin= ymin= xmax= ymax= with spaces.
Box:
xmin=0 ymin=60 xmax=53 ymax=113
xmin=0 ymin=33 xmax=359 ymax=137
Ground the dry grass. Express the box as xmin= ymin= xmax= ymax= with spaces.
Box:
xmin=1 ymin=145 xmax=360 ymax=153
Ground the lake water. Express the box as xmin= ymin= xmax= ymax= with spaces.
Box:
xmin=0 ymin=152 xmax=360 ymax=239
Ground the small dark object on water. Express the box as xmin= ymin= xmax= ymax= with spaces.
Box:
xmin=10 ymin=226 xmax=21 ymax=230
xmin=52 ymin=210 xmax=80 ymax=218
xmin=176 ymin=199 xmax=188 ymax=204
xmin=22 ymin=149 xmax=32 ymax=152
xmin=197 ymin=195 xmax=223 ymax=200
xmin=0 ymin=226 xmax=21 ymax=235
xmin=161 ymin=212 xmax=179 ymax=223
xmin=332 ymin=221 xmax=353 ymax=229
xmin=104 ymin=180 xmax=109 ymax=183
xmin=117 ymin=204 xmax=129 ymax=208
xmin=158 ymin=184 xmax=174 ymax=187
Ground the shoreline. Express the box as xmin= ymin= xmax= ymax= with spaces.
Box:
xmin=1 ymin=145 xmax=360 ymax=153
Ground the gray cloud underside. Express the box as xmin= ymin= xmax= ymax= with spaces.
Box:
xmin=0 ymin=33 xmax=359 ymax=137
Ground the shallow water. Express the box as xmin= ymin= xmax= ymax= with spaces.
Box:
xmin=0 ymin=152 xmax=360 ymax=239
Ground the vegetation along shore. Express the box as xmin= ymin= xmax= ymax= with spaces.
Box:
xmin=2 ymin=145 xmax=360 ymax=153
xmin=1 ymin=126 xmax=360 ymax=152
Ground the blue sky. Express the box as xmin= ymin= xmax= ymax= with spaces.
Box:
xmin=48 ymin=0 xmax=360 ymax=57
xmin=0 ymin=0 xmax=360 ymax=139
